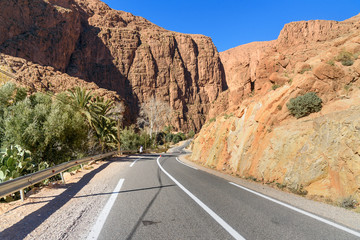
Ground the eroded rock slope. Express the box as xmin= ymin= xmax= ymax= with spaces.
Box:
xmin=192 ymin=14 xmax=360 ymax=204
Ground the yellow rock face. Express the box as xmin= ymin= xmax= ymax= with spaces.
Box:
xmin=191 ymin=94 xmax=360 ymax=203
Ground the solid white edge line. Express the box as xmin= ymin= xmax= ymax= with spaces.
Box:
xmin=87 ymin=178 xmax=125 ymax=240
xmin=157 ymin=157 xmax=245 ymax=240
xmin=130 ymin=156 xmax=143 ymax=167
xmin=229 ymin=182 xmax=360 ymax=238
xmin=175 ymin=157 xmax=198 ymax=170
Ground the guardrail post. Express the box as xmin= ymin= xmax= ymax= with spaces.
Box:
xmin=60 ymin=172 xmax=65 ymax=184
xmin=20 ymin=189 xmax=25 ymax=202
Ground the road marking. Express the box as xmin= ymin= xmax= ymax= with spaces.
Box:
xmin=157 ymin=157 xmax=245 ymax=240
xmin=87 ymin=178 xmax=125 ymax=240
xmin=229 ymin=182 xmax=360 ymax=238
xmin=130 ymin=156 xmax=143 ymax=167
xmin=175 ymin=157 xmax=198 ymax=170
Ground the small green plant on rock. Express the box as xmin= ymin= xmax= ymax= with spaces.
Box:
xmin=286 ymin=92 xmax=322 ymax=119
xmin=209 ymin=117 xmax=216 ymax=123
xmin=326 ymin=60 xmax=335 ymax=66
xmin=344 ymin=84 xmax=352 ymax=93
xmin=224 ymin=113 xmax=233 ymax=119
xmin=335 ymin=51 xmax=354 ymax=66
xmin=187 ymin=129 xmax=195 ymax=139
xmin=339 ymin=196 xmax=358 ymax=209
xmin=300 ymin=67 xmax=311 ymax=74
xmin=272 ymin=84 xmax=281 ymax=90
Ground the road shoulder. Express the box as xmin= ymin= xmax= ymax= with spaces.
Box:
xmin=179 ymin=153 xmax=360 ymax=232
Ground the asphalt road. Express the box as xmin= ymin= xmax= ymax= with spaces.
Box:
xmin=89 ymin=142 xmax=360 ymax=240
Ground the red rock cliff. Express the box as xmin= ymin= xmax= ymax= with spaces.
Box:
xmin=0 ymin=0 xmax=226 ymax=131
xmin=194 ymin=14 xmax=360 ymax=204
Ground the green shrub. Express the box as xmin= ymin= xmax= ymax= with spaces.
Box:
xmin=209 ymin=117 xmax=216 ymax=123
xmin=326 ymin=60 xmax=335 ymax=66
xmin=119 ymin=126 xmax=140 ymax=150
xmin=165 ymin=133 xmax=174 ymax=143
xmin=300 ymin=67 xmax=311 ymax=74
xmin=187 ymin=129 xmax=195 ymax=138
xmin=272 ymin=84 xmax=281 ymax=90
xmin=224 ymin=113 xmax=233 ymax=119
xmin=2 ymin=92 xmax=89 ymax=165
xmin=335 ymin=51 xmax=354 ymax=66
xmin=339 ymin=196 xmax=358 ymax=209
xmin=165 ymin=132 xmax=186 ymax=144
xmin=341 ymin=59 xmax=354 ymax=66
xmin=172 ymin=134 xmax=182 ymax=144
xmin=286 ymin=92 xmax=322 ymax=118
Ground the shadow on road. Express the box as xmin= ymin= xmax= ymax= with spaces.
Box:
xmin=125 ymin=157 xmax=168 ymax=240
xmin=0 ymin=156 xmax=130 ymax=240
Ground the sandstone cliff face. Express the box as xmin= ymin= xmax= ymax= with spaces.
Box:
xmin=193 ymin=15 xmax=360 ymax=204
xmin=0 ymin=0 xmax=225 ymax=131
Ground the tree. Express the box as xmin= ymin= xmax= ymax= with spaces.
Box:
xmin=58 ymin=88 xmax=121 ymax=153
xmin=109 ymin=102 xmax=125 ymax=152
xmin=137 ymin=97 xmax=172 ymax=139
xmin=89 ymin=97 xmax=117 ymax=152
xmin=58 ymin=87 xmax=93 ymax=127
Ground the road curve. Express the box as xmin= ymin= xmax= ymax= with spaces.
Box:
xmin=90 ymin=142 xmax=360 ymax=240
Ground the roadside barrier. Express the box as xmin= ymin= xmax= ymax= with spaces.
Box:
xmin=0 ymin=150 xmax=136 ymax=201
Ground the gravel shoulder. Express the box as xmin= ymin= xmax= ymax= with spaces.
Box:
xmin=179 ymin=152 xmax=360 ymax=232
xmin=0 ymin=155 xmax=134 ymax=240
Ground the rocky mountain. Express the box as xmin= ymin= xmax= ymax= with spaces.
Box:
xmin=0 ymin=0 xmax=225 ymax=131
xmin=191 ymin=14 xmax=360 ymax=205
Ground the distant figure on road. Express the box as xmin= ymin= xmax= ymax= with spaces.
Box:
xmin=139 ymin=145 xmax=143 ymax=154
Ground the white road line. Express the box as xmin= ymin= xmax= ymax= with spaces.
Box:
xmin=229 ymin=182 xmax=360 ymax=238
xmin=130 ymin=156 xmax=143 ymax=167
xmin=157 ymin=157 xmax=245 ymax=240
xmin=175 ymin=157 xmax=198 ymax=170
xmin=87 ymin=178 xmax=125 ymax=240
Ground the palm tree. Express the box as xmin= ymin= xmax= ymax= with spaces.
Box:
xmin=58 ymin=87 xmax=93 ymax=127
xmin=58 ymin=87 xmax=119 ymax=153
xmin=90 ymin=97 xmax=117 ymax=152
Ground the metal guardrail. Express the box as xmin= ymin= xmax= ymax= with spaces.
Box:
xmin=0 ymin=151 xmax=120 ymax=200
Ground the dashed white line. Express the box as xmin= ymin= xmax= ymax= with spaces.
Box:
xmin=175 ymin=157 xmax=198 ymax=170
xmin=157 ymin=157 xmax=245 ymax=240
xmin=130 ymin=156 xmax=143 ymax=167
xmin=229 ymin=182 xmax=360 ymax=238
xmin=87 ymin=178 xmax=125 ymax=240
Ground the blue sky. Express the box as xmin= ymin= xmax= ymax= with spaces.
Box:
xmin=102 ymin=0 xmax=360 ymax=52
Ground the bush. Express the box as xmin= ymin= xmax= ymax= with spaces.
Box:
xmin=272 ymin=84 xmax=281 ymax=90
xmin=335 ymin=51 xmax=354 ymax=66
xmin=339 ymin=196 xmax=358 ymax=209
xmin=119 ymin=126 xmax=140 ymax=150
xmin=164 ymin=132 xmax=186 ymax=144
xmin=187 ymin=129 xmax=195 ymax=139
xmin=165 ymin=133 xmax=174 ymax=143
xmin=2 ymin=92 xmax=89 ymax=165
xmin=286 ymin=92 xmax=322 ymax=118
xmin=172 ymin=134 xmax=182 ymax=144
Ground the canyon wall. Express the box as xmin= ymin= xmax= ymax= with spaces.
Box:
xmin=192 ymin=14 xmax=360 ymax=204
xmin=0 ymin=0 xmax=225 ymax=131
